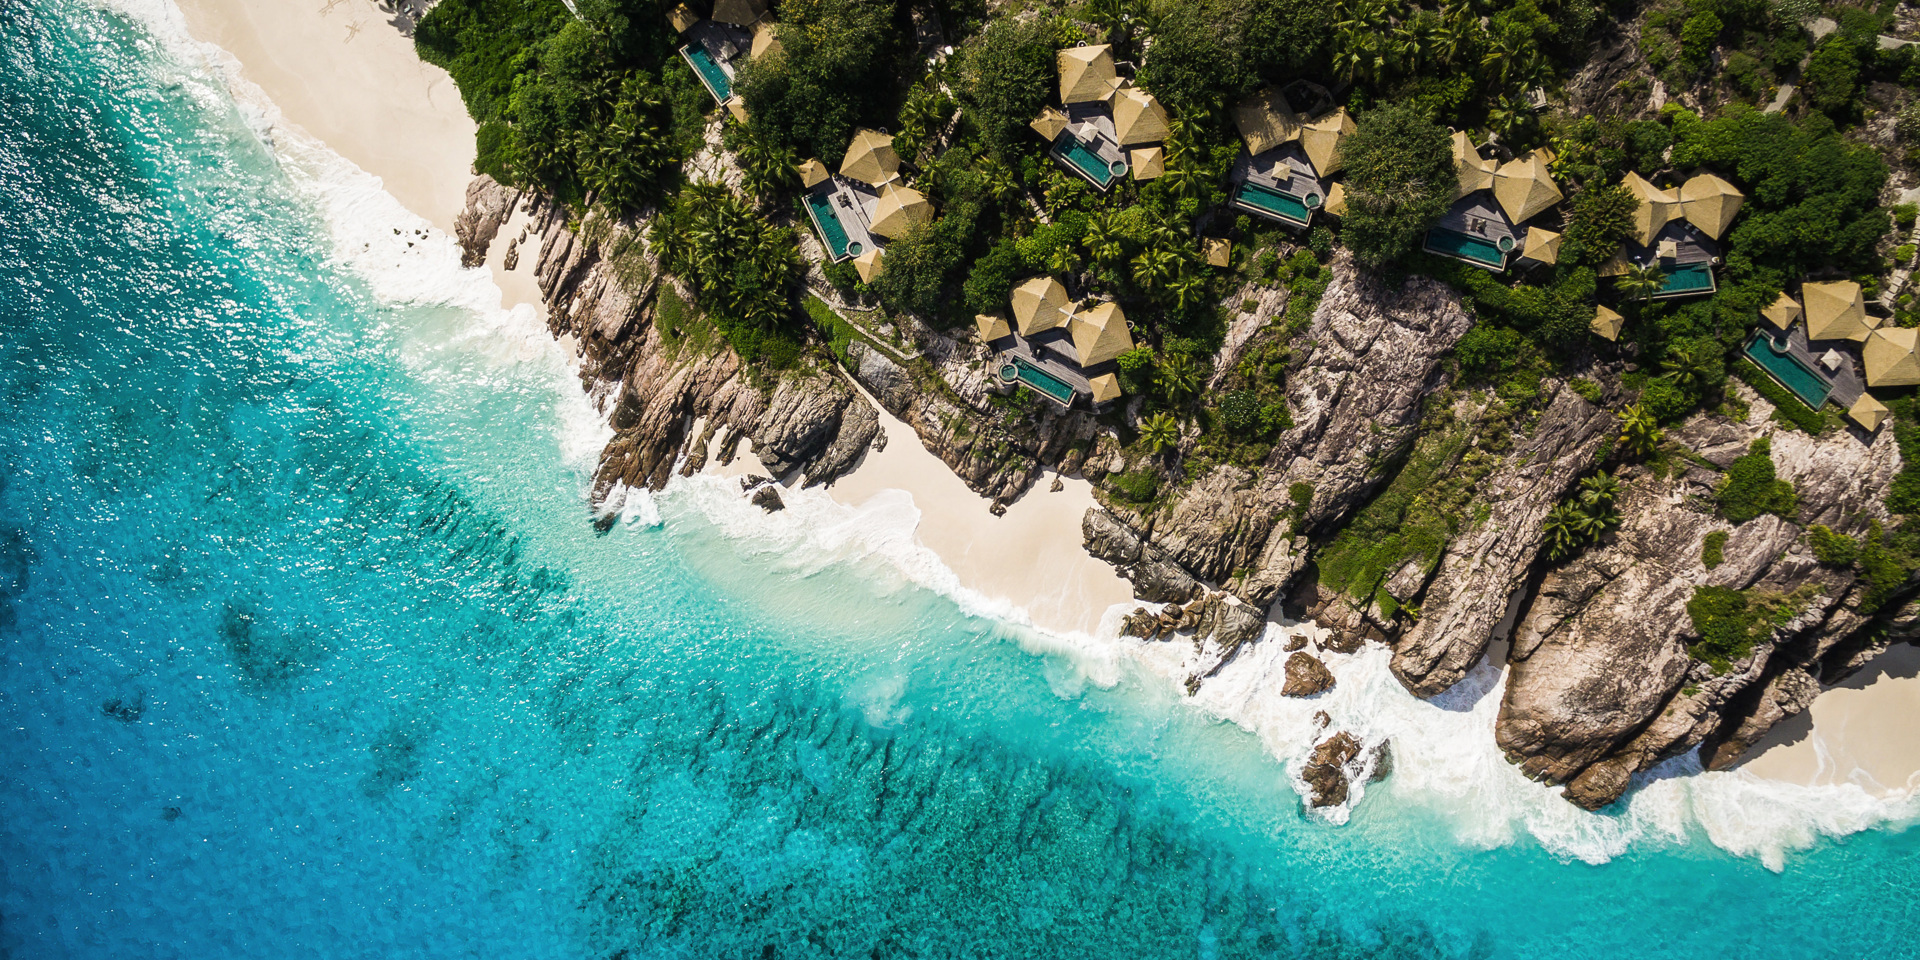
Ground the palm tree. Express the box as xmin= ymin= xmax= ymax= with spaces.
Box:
xmin=1542 ymin=502 xmax=1586 ymax=560
xmin=1661 ymin=341 xmax=1720 ymax=394
xmin=1616 ymin=262 xmax=1669 ymax=303
xmin=1155 ymin=353 xmax=1203 ymax=404
xmin=1479 ymin=30 xmax=1528 ymax=90
xmin=1616 ymin=404 xmax=1664 ymax=460
xmin=1132 ymin=246 xmax=1178 ymax=293
xmin=1085 ymin=212 xmax=1125 ymax=276
xmin=1139 ymin=412 xmax=1180 ymax=454
xmin=1487 ymin=95 xmax=1532 ymax=143
xmin=1170 ymin=266 xmax=1208 ymax=312
xmin=1579 ymin=471 xmax=1620 ymax=509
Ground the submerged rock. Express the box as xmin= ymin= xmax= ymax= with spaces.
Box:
xmin=1302 ymin=731 xmax=1362 ymax=807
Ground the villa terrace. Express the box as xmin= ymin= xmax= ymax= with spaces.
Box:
xmin=670 ymin=0 xmax=776 ymax=114
xmin=974 ymin=276 xmax=1131 ymax=407
xmin=1423 ymin=132 xmax=1562 ymax=271
xmin=796 ymin=130 xmax=932 ymax=281
xmin=1029 ymin=45 xmax=1170 ymax=191
xmin=1227 ymin=87 xmax=1353 ymax=230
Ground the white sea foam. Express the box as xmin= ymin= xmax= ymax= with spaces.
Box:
xmin=111 ymin=0 xmax=1918 ymax=871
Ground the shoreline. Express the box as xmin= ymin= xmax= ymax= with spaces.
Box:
xmin=164 ymin=0 xmax=1920 ymax=823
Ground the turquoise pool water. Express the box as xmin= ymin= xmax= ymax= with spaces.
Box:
xmin=1051 ymin=134 xmax=1121 ymax=189
xmin=4 ymin=2 xmax=1920 ymax=958
xmin=1424 ymin=227 xmax=1509 ymax=268
xmin=1744 ymin=335 xmax=1833 ymax=408
xmin=1012 ymin=356 xmax=1078 ymax=406
xmin=802 ymin=190 xmax=854 ymax=260
xmin=1234 ymin=181 xmax=1313 ymax=227
xmin=1659 ymin=262 xmax=1717 ymax=297
xmin=680 ymin=43 xmax=731 ymax=103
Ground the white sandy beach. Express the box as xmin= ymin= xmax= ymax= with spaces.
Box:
xmin=173 ymin=0 xmax=476 ymax=235
xmin=170 ymin=0 xmax=1918 ymax=799
xmin=1743 ymin=644 xmax=1920 ymax=795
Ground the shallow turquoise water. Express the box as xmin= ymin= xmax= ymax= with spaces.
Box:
xmin=2 ymin=3 xmax=1918 ymax=958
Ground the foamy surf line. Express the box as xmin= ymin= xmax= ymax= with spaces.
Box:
xmin=106 ymin=0 xmax=1920 ymax=872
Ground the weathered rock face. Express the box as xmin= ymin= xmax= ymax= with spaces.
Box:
xmin=846 ymin=340 xmax=1097 ymax=504
xmin=1109 ymin=254 xmax=1475 ymax=611
xmin=1390 ymin=381 xmax=1619 ymax=696
xmin=457 ymin=178 xmax=879 ymax=510
xmin=1301 ymin=731 xmax=1362 ymax=807
xmin=1497 ymin=391 xmax=1910 ymax=809
xmin=1281 ymin=651 xmax=1335 ymax=697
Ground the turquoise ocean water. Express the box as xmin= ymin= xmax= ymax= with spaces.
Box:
xmin=1 ymin=2 xmax=1917 ymax=956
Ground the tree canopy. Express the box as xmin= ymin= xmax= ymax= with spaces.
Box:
xmin=1336 ymin=102 xmax=1455 ymax=265
xmin=734 ymin=0 xmax=911 ymax=158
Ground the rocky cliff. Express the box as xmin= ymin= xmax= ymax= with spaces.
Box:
xmin=469 ymin=175 xmax=1915 ymax=812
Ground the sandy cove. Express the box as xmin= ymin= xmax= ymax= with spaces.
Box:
xmin=169 ymin=0 xmax=1919 ymax=797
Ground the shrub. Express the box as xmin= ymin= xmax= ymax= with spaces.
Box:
xmin=1731 ymin=359 xmax=1825 ymax=433
xmin=1561 ymin=182 xmax=1638 ymax=266
xmin=1115 ymin=346 xmax=1155 ymax=394
xmin=1801 ymin=36 xmax=1861 ymax=115
xmin=1679 ymin=11 xmax=1723 ymax=70
xmin=1807 ymin=524 xmax=1859 ymax=566
xmin=1718 ymin=437 xmax=1798 ymax=523
xmin=1897 ymin=244 xmax=1917 ymax=265
xmin=1569 ymin=378 xmax=1604 ymax=404
xmin=1219 ymin=389 xmax=1263 ymax=434
xmin=1109 ymin=469 xmax=1162 ymax=503
xmin=1895 ymin=204 xmax=1919 ymax=229
xmin=1702 ymin=530 xmax=1728 ymax=569
xmin=1685 ymin=584 xmax=1808 ymax=673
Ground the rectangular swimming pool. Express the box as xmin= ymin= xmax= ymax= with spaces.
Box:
xmin=1744 ymin=335 xmax=1832 ymax=408
xmin=1233 ymin=181 xmax=1312 ymax=227
xmin=1051 ymin=135 xmax=1120 ymax=189
xmin=803 ymin=191 xmax=855 ymax=261
xmin=1011 ymin=356 xmax=1077 ymax=407
xmin=1657 ymin=262 xmax=1716 ymax=298
xmin=680 ymin=44 xmax=731 ymax=103
xmin=1424 ymin=227 xmax=1508 ymax=269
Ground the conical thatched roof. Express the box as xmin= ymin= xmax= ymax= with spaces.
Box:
xmin=1592 ymin=304 xmax=1625 ymax=341
xmin=726 ymin=98 xmax=749 ymax=122
xmin=975 ymin=313 xmax=1011 ymax=343
xmin=1030 ymin=106 xmax=1069 ymax=142
xmin=1088 ymin=372 xmax=1123 ymax=404
xmin=854 ymin=247 xmax=884 ymax=283
xmin=1010 ymin=276 xmax=1070 ymax=336
xmin=1849 ymin=392 xmax=1891 ymax=430
xmin=1493 ymin=149 xmax=1562 ymax=223
xmin=867 ymin=183 xmax=933 ymax=239
xmin=1323 ymin=181 xmax=1347 ymax=216
xmin=795 ymin=158 xmax=830 ymax=188
xmin=749 ymin=18 xmax=781 ymax=59
xmin=1598 ymin=250 xmax=1631 ymax=277
xmin=1451 ymin=131 xmax=1497 ymax=199
xmin=668 ymin=4 xmax=700 ymax=32
xmin=1865 ymin=327 xmax=1920 ymax=386
xmin=1679 ymin=173 xmax=1743 ymax=240
xmin=1520 ymin=227 xmax=1562 ymax=265
xmin=1069 ymin=300 xmax=1134 ymax=367
xmin=1112 ymin=87 xmax=1171 ymax=146
xmin=1232 ymin=87 xmax=1300 ymax=156
xmin=1804 ymin=280 xmax=1870 ymax=342
xmin=1624 ymin=172 xmax=1681 ymax=247
xmin=1300 ymin=108 xmax=1355 ymax=177
xmin=1203 ymin=238 xmax=1231 ymax=267
xmin=839 ymin=129 xmax=900 ymax=186
xmin=1761 ymin=292 xmax=1802 ymax=330
xmin=1058 ymin=44 xmax=1117 ymax=104
xmin=711 ymin=0 xmax=766 ymax=27
xmin=1129 ymin=146 xmax=1164 ymax=180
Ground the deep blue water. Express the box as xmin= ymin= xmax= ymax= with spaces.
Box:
xmin=2 ymin=3 xmax=1918 ymax=958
